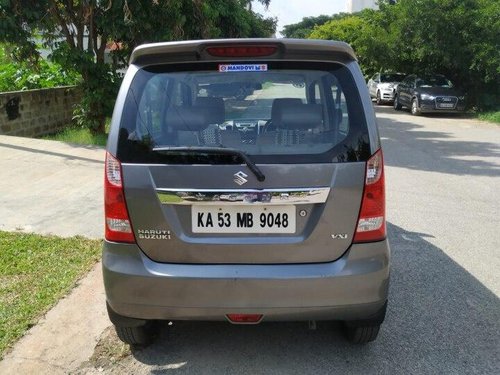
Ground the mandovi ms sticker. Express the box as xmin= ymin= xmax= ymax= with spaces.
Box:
xmin=219 ymin=64 xmax=268 ymax=72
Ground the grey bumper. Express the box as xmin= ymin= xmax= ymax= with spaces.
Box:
xmin=103 ymin=240 xmax=390 ymax=322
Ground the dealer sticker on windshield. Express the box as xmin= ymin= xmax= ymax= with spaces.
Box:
xmin=219 ymin=64 xmax=268 ymax=72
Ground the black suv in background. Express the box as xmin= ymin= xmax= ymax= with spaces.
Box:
xmin=394 ymin=74 xmax=466 ymax=115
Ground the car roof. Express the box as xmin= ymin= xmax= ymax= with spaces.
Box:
xmin=129 ymin=38 xmax=357 ymax=66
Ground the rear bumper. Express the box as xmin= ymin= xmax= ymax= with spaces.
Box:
xmin=103 ymin=240 xmax=390 ymax=322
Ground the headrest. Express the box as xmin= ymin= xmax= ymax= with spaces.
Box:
xmin=271 ymin=98 xmax=303 ymax=127
xmin=195 ymin=97 xmax=225 ymax=125
xmin=272 ymin=103 xmax=323 ymax=130
xmin=166 ymin=106 xmax=212 ymax=131
xmin=166 ymin=97 xmax=225 ymax=131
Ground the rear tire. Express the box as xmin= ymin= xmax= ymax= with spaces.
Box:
xmin=393 ymin=94 xmax=402 ymax=110
xmin=343 ymin=300 xmax=386 ymax=344
xmin=344 ymin=324 xmax=381 ymax=344
xmin=114 ymin=322 xmax=156 ymax=346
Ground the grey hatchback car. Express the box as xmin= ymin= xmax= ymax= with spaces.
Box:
xmin=103 ymin=39 xmax=390 ymax=346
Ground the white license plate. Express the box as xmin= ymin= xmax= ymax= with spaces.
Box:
xmin=438 ymin=103 xmax=455 ymax=108
xmin=192 ymin=205 xmax=296 ymax=233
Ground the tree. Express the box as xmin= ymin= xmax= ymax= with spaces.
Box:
xmin=0 ymin=0 xmax=276 ymax=133
xmin=281 ymin=14 xmax=341 ymax=39
xmin=382 ymin=0 xmax=499 ymax=109
xmin=309 ymin=10 xmax=390 ymax=77
xmin=308 ymin=0 xmax=499 ymax=110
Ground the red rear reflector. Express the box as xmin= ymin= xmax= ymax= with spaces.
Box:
xmin=206 ymin=45 xmax=277 ymax=57
xmin=226 ymin=314 xmax=263 ymax=324
xmin=354 ymin=149 xmax=386 ymax=243
xmin=104 ymin=152 xmax=135 ymax=243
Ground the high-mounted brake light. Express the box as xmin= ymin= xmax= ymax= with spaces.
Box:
xmin=226 ymin=314 xmax=263 ymax=324
xmin=104 ymin=152 xmax=135 ymax=243
xmin=206 ymin=45 xmax=277 ymax=57
xmin=354 ymin=149 xmax=386 ymax=243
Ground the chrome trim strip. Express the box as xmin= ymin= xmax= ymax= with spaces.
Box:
xmin=156 ymin=187 xmax=331 ymax=205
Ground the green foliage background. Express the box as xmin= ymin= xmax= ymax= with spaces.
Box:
xmin=284 ymin=0 xmax=499 ymax=110
xmin=0 ymin=0 xmax=276 ymax=133
xmin=0 ymin=50 xmax=80 ymax=92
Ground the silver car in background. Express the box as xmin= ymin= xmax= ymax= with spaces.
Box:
xmin=368 ymin=72 xmax=406 ymax=104
xmin=103 ymin=39 xmax=390 ymax=347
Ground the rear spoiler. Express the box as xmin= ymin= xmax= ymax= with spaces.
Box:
xmin=129 ymin=38 xmax=357 ymax=66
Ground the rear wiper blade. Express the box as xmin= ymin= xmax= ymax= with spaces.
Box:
xmin=152 ymin=146 xmax=265 ymax=182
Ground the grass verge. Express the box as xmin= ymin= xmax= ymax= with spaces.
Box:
xmin=477 ymin=111 xmax=500 ymax=124
xmin=42 ymin=127 xmax=108 ymax=146
xmin=0 ymin=231 xmax=101 ymax=358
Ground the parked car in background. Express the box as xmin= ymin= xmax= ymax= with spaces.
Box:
xmin=367 ymin=72 xmax=406 ymax=105
xmin=393 ymin=74 xmax=466 ymax=115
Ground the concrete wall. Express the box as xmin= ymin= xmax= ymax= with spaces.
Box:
xmin=0 ymin=86 xmax=81 ymax=137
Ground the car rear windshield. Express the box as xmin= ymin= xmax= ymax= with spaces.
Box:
xmin=117 ymin=61 xmax=371 ymax=164
xmin=381 ymin=73 xmax=405 ymax=82
xmin=417 ymin=75 xmax=453 ymax=88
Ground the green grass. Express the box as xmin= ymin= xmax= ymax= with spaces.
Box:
xmin=157 ymin=192 xmax=183 ymax=204
xmin=477 ymin=111 xmax=500 ymax=124
xmin=43 ymin=127 xmax=108 ymax=146
xmin=0 ymin=231 xmax=101 ymax=357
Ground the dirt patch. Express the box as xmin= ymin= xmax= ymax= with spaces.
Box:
xmin=76 ymin=326 xmax=131 ymax=373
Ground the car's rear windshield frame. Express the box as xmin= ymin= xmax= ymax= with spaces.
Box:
xmin=116 ymin=60 xmax=371 ymax=164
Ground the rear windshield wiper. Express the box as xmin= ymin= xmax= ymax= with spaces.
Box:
xmin=152 ymin=146 xmax=265 ymax=182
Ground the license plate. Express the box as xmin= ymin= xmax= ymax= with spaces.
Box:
xmin=438 ymin=103 xmax=455 ymax=108
xmin=192 ymin=205 xmax=296 ymax=233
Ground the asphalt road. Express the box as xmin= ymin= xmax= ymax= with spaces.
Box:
xmin=78 ymin=106 xmax=499 ymax=374
xmin=1 ymin=106 xmax=498 ymax=374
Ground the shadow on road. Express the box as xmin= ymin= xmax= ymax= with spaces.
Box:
xmin=127 ymin=223 xmax=499 ymax=374
xmin=376 ymin=115 xmax=499 ymax=177
xmin=373 ymin=104 xmax=476 ymax=119
xmin=0 ymin=142 xmax=103 ymax=165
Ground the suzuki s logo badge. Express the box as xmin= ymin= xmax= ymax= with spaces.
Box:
xmin=234 ymin=171 xmax=248 ymax=185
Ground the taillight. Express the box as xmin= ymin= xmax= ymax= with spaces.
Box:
xmin=354 ymin=149 xmax=386 ymax=243
xmin=206 ymin=45 xmax=277 ymax=57
xmin=104 ymin=152 xmax=135 ymax=243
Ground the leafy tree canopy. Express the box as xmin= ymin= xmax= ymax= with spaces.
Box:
xmin=281 ymin=14 xmax=344 ymax=39
xmin=303 ymin=0 xmax=499 ymax=110
xmin=0 ymin=0 xmax=276 ymax=131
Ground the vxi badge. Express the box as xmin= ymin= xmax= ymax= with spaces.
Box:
xmin=331 ymin=233 xmax=348 ymax=239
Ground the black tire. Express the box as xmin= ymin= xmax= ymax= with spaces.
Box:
xmin=411 ymin=98 xmax=421 ymax=116
xmin=114 ymin=322 xmax=156 ymax=346
xmin=393 ymin=94 xmax=402 ymax=110
xmin=344 ymin=324 xmax=381 ymax=344
xmin=376 ymin=91 xmax=382 ymax=105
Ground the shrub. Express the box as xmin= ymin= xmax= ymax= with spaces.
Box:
xmin=0 ymin=59 xmax=80 ymax=92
